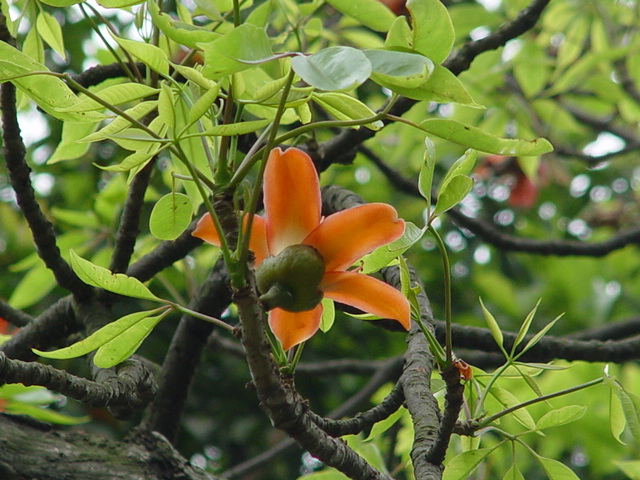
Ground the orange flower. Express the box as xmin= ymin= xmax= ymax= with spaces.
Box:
xmin=193 ymin=147 xmax=410 ymax=350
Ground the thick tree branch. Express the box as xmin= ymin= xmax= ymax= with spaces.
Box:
xmin=426 ymin=366 xmax=464 ymax=465
xmin=0 ymin=414 xmax=219 ymax=480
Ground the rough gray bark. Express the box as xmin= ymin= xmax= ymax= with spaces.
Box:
xmin=0 ymin=414 xmax=219 ymax=480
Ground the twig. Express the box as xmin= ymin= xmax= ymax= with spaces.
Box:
xmin=0 ymin=298 xmax=33 ymax=328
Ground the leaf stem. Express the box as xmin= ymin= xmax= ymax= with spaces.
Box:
xmin=172 ymin=304 xmax=235 ymax=332
xmin=428 ymin=224 xmax=453 ymax=366
xmin=477 ymin=376 xmax=604 ymax=430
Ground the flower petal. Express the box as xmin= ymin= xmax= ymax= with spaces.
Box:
xmin=264 ymin=148 xmax=321 ymax=255
xmin=192 ymin=213 xmax=220 ymax=245
xmin=192 ymin=213 xmax=269 ymax=265
xmin=303 ymin=204 xmax=405 ymax=272
xmin=243 ymin=215 xmax=269 ymax=265
xmin=321 ymin=271 xmax=410 ymax=330
xmin=268 ymin=304 xmax=323 ymax=351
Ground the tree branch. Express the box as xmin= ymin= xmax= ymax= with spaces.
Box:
xmin=0 ymin=353 xmax=155 ymax=417
xmin=0 ymin=414 xmax=220 ymax=480
xmin=0 ymin=298 xmax=32 ymax=328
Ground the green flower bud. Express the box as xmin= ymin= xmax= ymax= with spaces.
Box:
xmin=255 ymin=244 xmax=325 ymax=312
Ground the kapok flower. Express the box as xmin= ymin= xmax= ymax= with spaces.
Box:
xmin=193 ymin=147 xmax=411 ymax=350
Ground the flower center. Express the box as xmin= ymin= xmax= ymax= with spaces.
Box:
xmin=255 ymin=244 xmax=325 ymax=312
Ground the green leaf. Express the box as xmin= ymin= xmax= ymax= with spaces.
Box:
xmin=93 ymin=310 xmax=169 ymax=368
xmin=610 ymin=387 xmax=627 ymax=444
xmin=614 ymin=384 xmax=640 ymax=443
xmin=479 ymin=298 xmax=505 ymax=355
xmin=291 ymin=47 xmax=372 ymax=91
xmin=536 ymin=405 xmax=587 ymax=431
xmin=418 ymin=137 xmax=437 ymax=209
xmin=186 ymin=84 xmax=221 ymax=128
xmin=171 ymin=64 xmax=217 ymax=90
xmin=200 ymin=24 xmax=273 ymax=79
xmin=51 ymin=208 xmax=99 ymax=228
xmin=365 ymin=406 xmax=405 ymax=440
xmin=512 ymin=300 xmax=541 ymax=355
xmin=387 ymin=64 xmax=482 ymax=107
xmin=312 ymin=91 xmax=382 ymax=130
xmin=614 ymin=460 xmax=640 ymax=480
xmin=503 ymin=463 xmax=525 ymax=480
xmin=440 ymin=148 xmax=477 ymax=190
xmin=519 ymin=313 xmax=564 ymax=356
xmin=198 ymin=119 xmax=271 ymax=136
xmin=39 ymin=0 xmax=82 ymax=5
xmin=324 ymin=0 xmax=396 ymax=32
xmin=111 ymin=34 xmax=169 ymax=77
xmin=443 ymin=447 xmax=496 ymax=480
xmin=489 ymin=386 xmax=537 ymax=430
xmin=59 ymin=83 xmax=159 ymax=112
xmin=537 ymin=456 xmax=580 ymax=480
xmin=36 ymin=11 xmax=66 ymax=60
xmin=99 ymin=145 xmax=164 ymax=173
xmin=407 ymin=0 xmax=454 ymax=65
xmin=319 ymin=298 xmax=335 ymax=333
xmin=433 ymin=175 xmax=473 ymax=216
xmin=48 ymin=120 xmax=100 ymax=164
xmin=149 ymin=193 xmax=193 ymax=241
xmin=0 ymin=42 xmax=101 ymax=122
xmin=385 ymin=16 xmax=412 ymax=50
xmin=98 ymin=0 xmax=145 ymax=8
xmin=69 ymin=250 xmax=162 ymax=301
xmin=81 ymin=101 xmax=158 ymax=143
xmin=157 ymin=83 xmax=177 ymax=129
xmin=6 ymin=403 xmax=89 ymax=425
xmin=148 ymin=1 xmax=220 ymax=49
xmin=364 ymin=49 xmax=433 ymax=89
xmin=9 ymin=262 xmax=55 ymax=309
xmin=360 ymin=222 xmax=423 ymax=274
xmin=33 ymin=309 xmax=162 ymax=360
xmin=418 ymin=119 xmax=554 ymax=156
